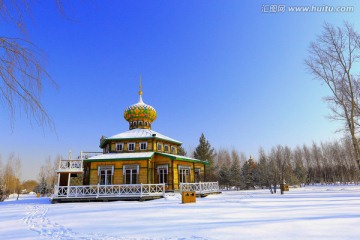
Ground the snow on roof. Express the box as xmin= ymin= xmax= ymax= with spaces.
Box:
xmin=155 ymin=152 xmax=208 ymax=164
xmin=104 ymin=129 xmax=182 ymax=144
xmin=85 ymin=152 xmax=154 ymax=161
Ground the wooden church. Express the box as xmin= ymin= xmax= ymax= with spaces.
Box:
xmin=82 ymin=83 xmax=208 ymax=190
xmin=52 ymin=80 xmax=219 ymax=202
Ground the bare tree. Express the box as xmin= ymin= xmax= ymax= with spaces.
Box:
xmin=293 ymin=146 xmax=307 ymax=185
xmin=230 ymin=149 xmax=241 ymax=189
xmin=0 ymin=37 xmax=56 ymax=127
xmin=258 ymin=147 xmax=274 ymax=193
xmin=305 ymin=22 xmax=360 ymax=170
xmin=0 ymin=1 xmax=59 ymax=128
xmin=14 ymin=155 xmax=22 ymax=200
xmin=0 ymin=155 xmax=7 ymax=201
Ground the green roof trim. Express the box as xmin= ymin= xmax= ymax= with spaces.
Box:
xmin=155 ymin=152 xmax=209 ymax=165
xmin=84 ymin=157 xmax=153 ymax=163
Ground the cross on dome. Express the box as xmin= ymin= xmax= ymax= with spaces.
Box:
xmin=123 ymin=76 xmax=157 ymax=130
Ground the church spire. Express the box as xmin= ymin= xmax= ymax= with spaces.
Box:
xmin=138 ymin=74 xmax=143 ymax=103
xmin=124 ymin=75 xmax=157 ymax=130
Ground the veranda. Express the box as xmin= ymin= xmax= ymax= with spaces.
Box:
xmin=51 ymin=156 xmax=220 ymax=203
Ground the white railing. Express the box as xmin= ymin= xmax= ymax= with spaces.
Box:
xmin=53 ymin=183 xmax=166 ymax=199
xmin=179 ymin=182 xmax=220 ymax=194
xmin=57 ymin=160 xmax=83 ymax=172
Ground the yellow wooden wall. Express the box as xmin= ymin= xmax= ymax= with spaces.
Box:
xmin=88 ymin=157 xmax=206 ymax=190
xmin=104 ymin=140 xmax=179 ymax=154
xmin=109 ymin=140 xmax=154 ymax=152
xmin=153 ymin=154 xmax=173 ymax=190
xmin=89 ymin=160 xmax=149 ymax=185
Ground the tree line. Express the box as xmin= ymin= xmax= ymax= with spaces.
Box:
xmin=0 ymin=154 xmax=59 ymax=201
xmin=193 ymin=134 xmax=360 ymax=193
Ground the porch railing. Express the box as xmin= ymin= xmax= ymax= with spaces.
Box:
xmin=57 ymin=160 xmax=83 ymax=173
xmin=53 ymin=183 xmax=166 ymax=199
xmin=179 ymin=182 xmax=220 ymax=194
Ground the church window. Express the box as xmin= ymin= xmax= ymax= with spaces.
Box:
xmin=133 ymin=121 xmax=137 ymax=127
xmin=164 ymin=144 xmax=169 ymax=152
xmin=140 ymin=142 xmax=148 ymax=150
xmin=138 ymin=121 xmax=143 ymax=126
xmin=178 ymin=166 xmax=190 ymax=183
xmin=98 ymin=166 xmax=114 ymax=185
xmin=171 ymin=146 xmax=176 ymax=154
xmin=157 ymin=165 xmax=168 ymax=184
xmin=157 ymin=143 xmax=163 ymax=151
xmin=116 ymin=143 xmax=124 ymax=152
xmin=123 ymin=165 xmax=139 ymax=184
xmin=128 ymin=142 xmax=135 ymax=151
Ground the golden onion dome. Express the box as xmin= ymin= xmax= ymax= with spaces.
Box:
xmin=123 ymin=81 xmax=157 ymax=130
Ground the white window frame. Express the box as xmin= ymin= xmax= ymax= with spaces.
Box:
xmin=157 ymin=143 xmax=163 ymax=151
xmin=116 ymin=143 xmax=124 ymax=152
xmin=164 ymin=144 xmax=169 ymax=152
xmin=128 ymin=142 xmax=135 ymax=151
xmin=171 ymin=146 xmax=176 ymax=154
xmin=123 ymin=165 xmax=139 ymax=184
xmin=157 ymin=165 xmax=168 ymax=184
xmin=178 ymin=166 xmax=191 ymax=183
xmin=140 ymin=142 xmax=148 ymax=151
xmin=97 ymin=165 xmax=114 ymax=185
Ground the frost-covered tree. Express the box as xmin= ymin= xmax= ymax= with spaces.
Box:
xmin=230 ymin=149 xmax=241 ymax=189
xmin=217 ymin=149 xmax=231 ymax=187
xmin=257 ymin=147 xmax=274 ymax=193
xmin=293 ymin=146 xmax=307 ymax=185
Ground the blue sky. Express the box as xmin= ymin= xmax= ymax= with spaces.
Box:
xmin=1 ymin=0 xmax=359 ymax=180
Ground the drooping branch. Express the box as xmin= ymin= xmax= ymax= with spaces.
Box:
xmin=0 ymin=37 xmax=57 ymax=128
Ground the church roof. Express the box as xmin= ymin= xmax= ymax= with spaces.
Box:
xmin=83 ymin=151 xmax=208 ymax=164
xmin=100 ymin=128 xmax=182 ymax=148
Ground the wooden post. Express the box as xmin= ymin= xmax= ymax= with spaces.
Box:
xmin=171 ymin=160 xmax=175 ymax=191
xmin=57 ymin=173 xmax=60 ymax=186
xmin=67 ymin=173 xmax=71 ymax=198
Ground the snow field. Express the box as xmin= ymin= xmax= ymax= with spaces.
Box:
xmin=1 ymin=185 xmax=360 ymax=239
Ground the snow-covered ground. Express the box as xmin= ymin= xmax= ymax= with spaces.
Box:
xmin=1 ymin=185 xmax=360 ymax=240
